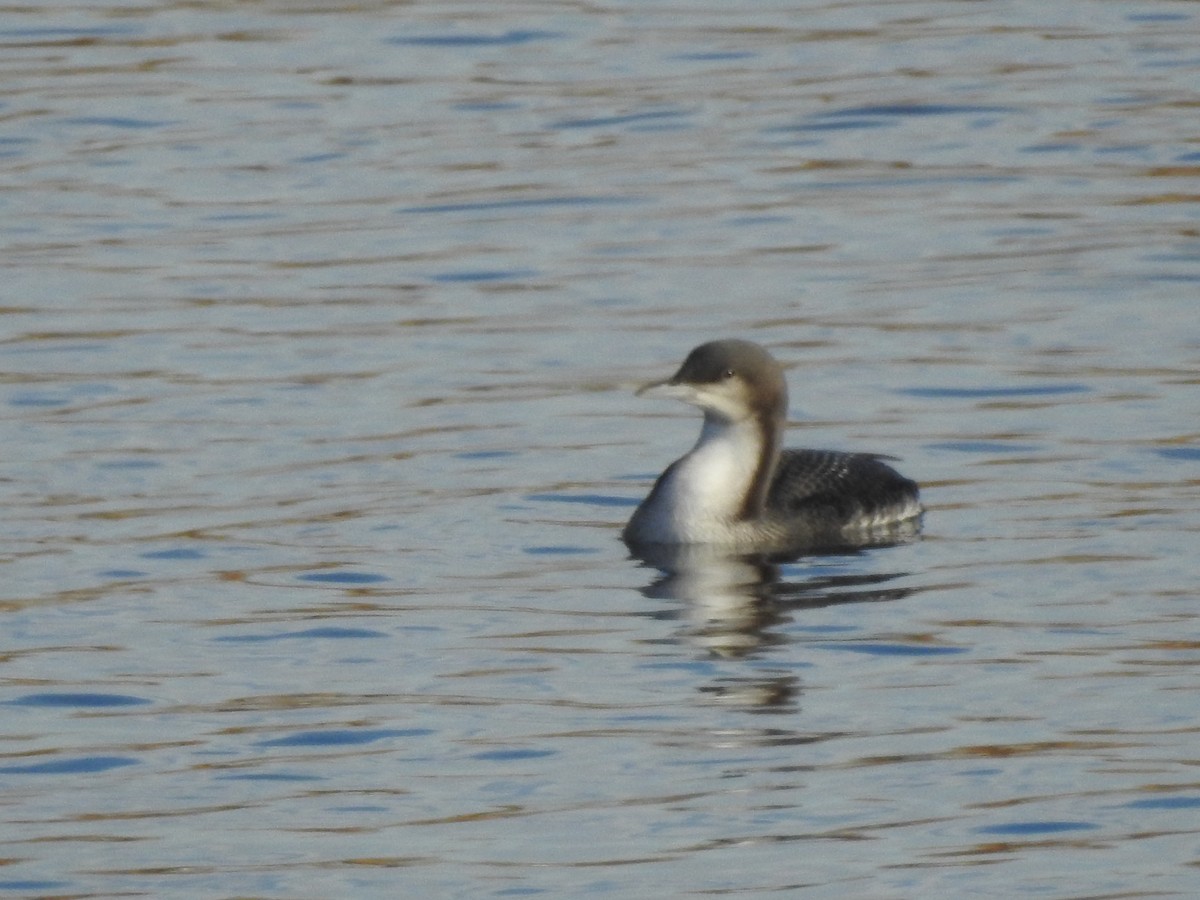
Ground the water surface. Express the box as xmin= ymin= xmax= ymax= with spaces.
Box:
xmin=2 ymin=1 xmax=1199 ymax=897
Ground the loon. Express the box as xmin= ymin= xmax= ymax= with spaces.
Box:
xmin=623 ymin=339 xmax=922 ymax=550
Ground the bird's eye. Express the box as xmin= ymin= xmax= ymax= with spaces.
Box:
xmin=723 ymin=369 xmax=735 ymax=379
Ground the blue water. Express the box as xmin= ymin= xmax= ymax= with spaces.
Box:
xmin=2 ymin=1 xmax=1199 ymax=897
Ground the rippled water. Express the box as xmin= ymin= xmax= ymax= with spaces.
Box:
xmin=3 ymin=1 xmax=1200 ymax=897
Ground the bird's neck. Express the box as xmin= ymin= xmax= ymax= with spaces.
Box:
xmin=678 ymin=410 xmax=781 ymax=522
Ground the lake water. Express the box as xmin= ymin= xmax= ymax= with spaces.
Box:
xmin=3 ymin=1 xmax=1199 ymax=897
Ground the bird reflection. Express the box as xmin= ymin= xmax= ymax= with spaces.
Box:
xmin=697 ymin=674 xmax=801 ymax=713
xmin=628 ymin=537 xmax=917 ymax=711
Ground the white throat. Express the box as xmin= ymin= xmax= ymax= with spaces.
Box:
xmin=626 ymin=413 xmax=777 ymax=544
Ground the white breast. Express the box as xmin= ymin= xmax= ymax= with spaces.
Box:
xmin=625 ymin=417 xmax=766 ymax=544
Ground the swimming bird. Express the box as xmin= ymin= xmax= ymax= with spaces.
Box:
xmin=623 ymin=339 xmax=922 ymax=550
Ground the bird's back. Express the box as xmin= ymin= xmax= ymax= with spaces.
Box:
xmin=766 ymin=449 xmax=923 ymax=531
